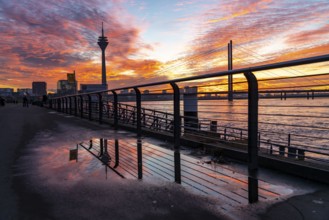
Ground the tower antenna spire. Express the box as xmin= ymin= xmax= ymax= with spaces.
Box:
xmin=102 ymin=22 xmax=104 ymax=37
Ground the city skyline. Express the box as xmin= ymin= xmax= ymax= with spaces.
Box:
xmin=1 ymin=0 xmax=329 ymax=90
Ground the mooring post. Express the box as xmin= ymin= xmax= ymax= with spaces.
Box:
xmin=98 ymin=93 xmax=103 ymax=124
xmin=114 ymin=139 xmax=119 ymax=168
xmin=88 ymin=94 xmax=92 ymax=121
xmin=79 ymin=95 xmax=83 ymax=118
xmin=244 ymin=71 xmax=259 ymax=204
xmin=111 ymin=90 xmax=118 ymax=130
xmin=210 ymin=121 xmax=217 ymax=132
xmin=134 ymin=87 xmax=143 ymax=179
xmin=170 ymin=82 xmax=181 ymax=184
xmin=183 ymin=86 xmax=198 ymax=133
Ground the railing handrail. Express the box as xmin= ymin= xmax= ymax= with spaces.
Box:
xmin=53 ymin=54 xmax=329 ymax=98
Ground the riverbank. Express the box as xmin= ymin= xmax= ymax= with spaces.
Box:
xmin=0 ymin=104 xmax=227 ymax=219
xmin=1 ymin=104 xmax=328 ymax=220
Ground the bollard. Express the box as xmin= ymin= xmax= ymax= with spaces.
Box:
xmin=288 ymin=147 xmax=297 ymax=159
xmin=298 ymin=149 xmax=305 ymax=160
xmin=210 ymin=121 xmax=217 ymax=132
xmin=279 ymin=146 xmax=285 ymax=156
xmin=183 ymin=86 xmax=198 ymax=133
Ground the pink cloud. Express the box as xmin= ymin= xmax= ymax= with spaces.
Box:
xmin=0 ymin=0 xmax=163 ymax=89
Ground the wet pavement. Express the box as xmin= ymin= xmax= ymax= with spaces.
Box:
xmin=1 ymin=104 xmax=329 ymax=220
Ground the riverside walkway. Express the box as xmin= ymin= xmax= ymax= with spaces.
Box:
xmin=1 ymin=104 xmax=329 ymax=220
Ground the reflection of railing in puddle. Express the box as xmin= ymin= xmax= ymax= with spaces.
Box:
xmin=78 ymin=138 xmax=288 ymax=207
xmin=78 ymin=139 xmax=124 ymax=179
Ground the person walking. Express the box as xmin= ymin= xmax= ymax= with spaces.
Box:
xmin=23 ymin=96 xmax=29 ymax=107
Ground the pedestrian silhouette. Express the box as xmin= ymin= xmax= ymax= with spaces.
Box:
xmin=23 ymin=96 xmax=29 ymax=107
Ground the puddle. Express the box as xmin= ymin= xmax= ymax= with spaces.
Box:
xmin=13 ymin=122 xmax=320 ymax=219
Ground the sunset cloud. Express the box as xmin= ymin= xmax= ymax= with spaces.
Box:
xmin=0 ymin=0 xmax=161 ymax=89
xmin=180 ymin=0 xmax=329 ymax=75
xmin=0 ymin=0 xmax=328 ymax=91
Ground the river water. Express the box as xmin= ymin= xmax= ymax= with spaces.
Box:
xmin=135 ymin=97 xmax=329 ymax=161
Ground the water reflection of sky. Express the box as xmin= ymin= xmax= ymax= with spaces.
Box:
xmin=136 ymin=98 xmax=329 ymax=159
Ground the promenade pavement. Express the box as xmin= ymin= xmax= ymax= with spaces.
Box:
xmin=0 ymin=104 xmax=328 ymax=220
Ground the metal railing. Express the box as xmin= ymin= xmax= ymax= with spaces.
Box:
xmin=47 ymin=54 xmax=329 ymax=203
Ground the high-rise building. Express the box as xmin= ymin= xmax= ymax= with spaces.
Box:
xmin=32 ymin=82 xmax=47 ymax=96
xmin=57 ymin=71 xmax=77 ymax=95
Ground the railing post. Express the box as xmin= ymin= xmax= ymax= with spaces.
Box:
xmin=68 ymin=96 xmax=72 ymax=115
xmin=111 ymin=90 xmax=118 ymax=130
xmin=244 ymin=71 xmax=259 ymax=204
xmin=170 ymin=82 xmax=181 ymax=184
xmin=134 ymin=87 xmax=142 ymax=137
xmin=61 ymin=97 xmax=65 ymax=112
xmin=56 ymin=99 xmax=59 ymax=111
xmin=61 ymin=97 xmax=64 ymax=112
xmin=79 ymin=95 xmax=83 ymax=118
xmin=88 ymin=94 xmax=92 ymax=121
xmin=134 ymin=87 xmax=143 ymax=179
xmin=65 ymin=97 xmax=68 ymax=114
xmin=98 ymin=93 xmax=103 ymax=124
xmin=228 ymin=40 xmax=233 ymax=101
xmin=74 ymin=96 xmax=77 ymax=116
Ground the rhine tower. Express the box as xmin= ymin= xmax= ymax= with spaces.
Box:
xmin=98 ymin=22 xmax=109 ymax=88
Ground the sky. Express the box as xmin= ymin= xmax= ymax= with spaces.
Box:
xmin=0 ymin=0 xmax=329 ymax=91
